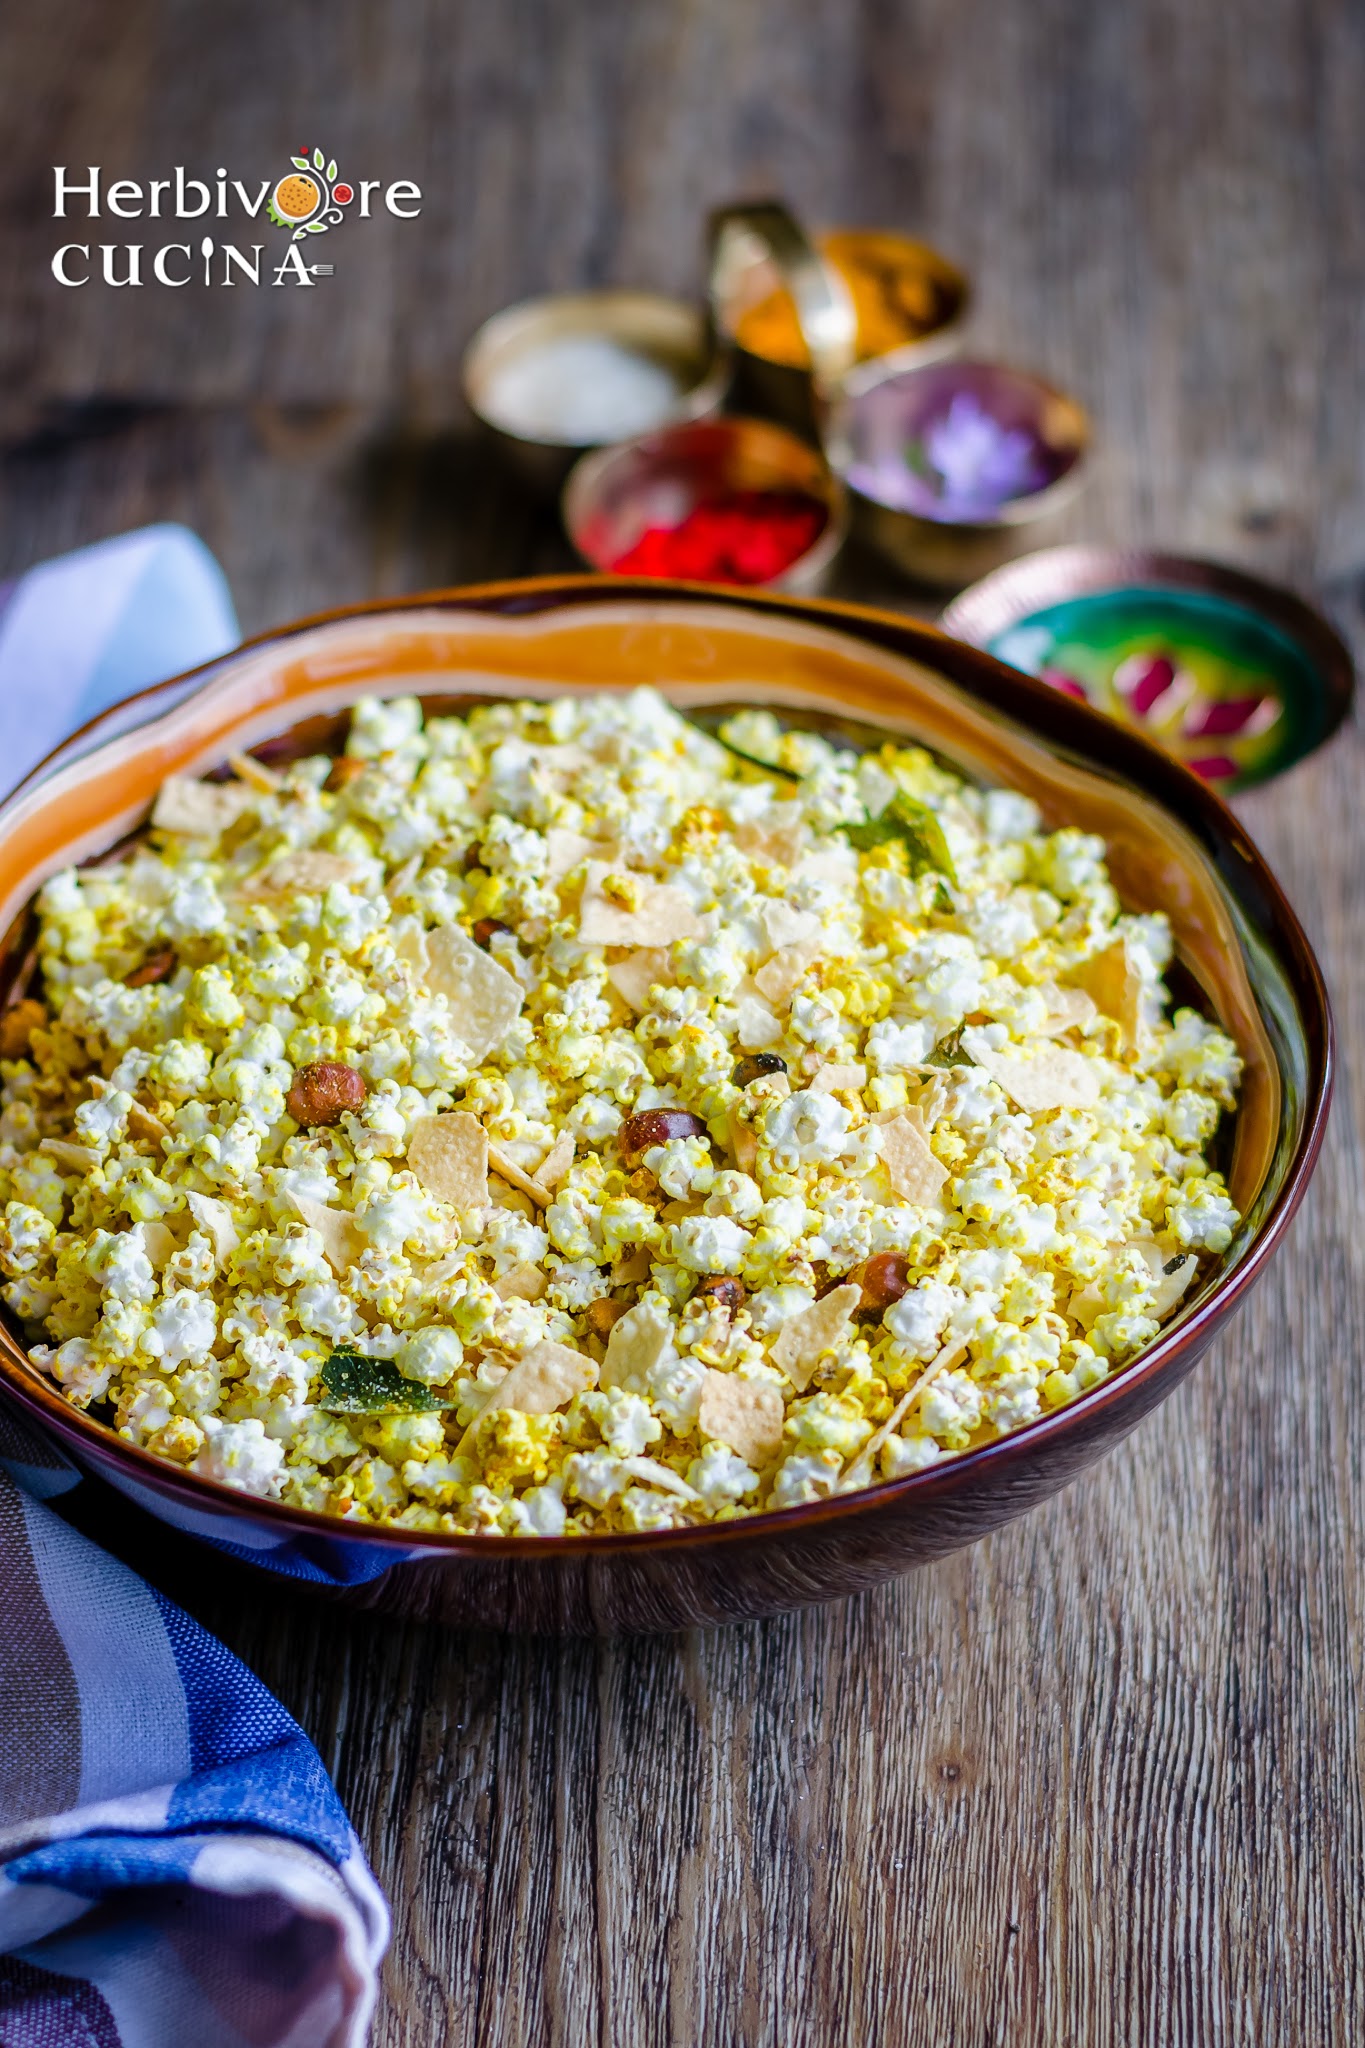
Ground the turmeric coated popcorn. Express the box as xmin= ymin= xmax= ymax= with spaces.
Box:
xmin=0 ymin=690 xmax=1243 ymax=1536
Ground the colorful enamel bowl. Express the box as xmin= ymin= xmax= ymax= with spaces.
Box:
xmin=941 ymin=546 xmax=1355 ymax=792
xmin=0 ymin=581 xmax=1332 ymax=1634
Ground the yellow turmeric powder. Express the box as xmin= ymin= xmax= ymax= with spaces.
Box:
xmin=732 ymin=229 xmax=963 ymax=370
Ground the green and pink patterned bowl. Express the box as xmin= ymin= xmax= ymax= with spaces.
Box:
xmin=942 ymin=546 xmax=1354 ymax=792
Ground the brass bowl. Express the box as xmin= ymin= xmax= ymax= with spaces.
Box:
xmin=708 ymin=201 xmax=970 ymax=441
xmin=0 ymin=580 xmax=1331 ymax=1634
xmin=827 ymin=356 xmax=1091 ymax=588
xmin=461 ymin=289 xmax=729 ymax=491
xmin=561 ymin=414 xmax=848 ymax=593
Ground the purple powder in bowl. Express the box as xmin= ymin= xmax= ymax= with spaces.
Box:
xmin=835 ymin=359 xmax=1087 ymax=525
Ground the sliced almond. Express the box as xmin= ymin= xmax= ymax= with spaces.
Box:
xmin=697 ymin=1370 xmax=785 ymax=1468
xmin=535 ymin=1131 xmax=575 ymax=1192
xmin=874 ymin=1112 xmax=948 ymax=1207
xmin=486 ymin=1140 xmax=552 ymax=1208
xmin=151 ymin=775 xmax=256 ymax=838
xmin=493 ymin=1262 xmax=548 ymax=1302
xmin=839 ymin=1337 xmax=968 ymax=1492
xmin=407 ymin=1112 xmax=489 ymax=1208
xmin=227 ymin=750 xmax=285 ymax=795
xmin=606 ymin=947 xmax=674 ymax=1014
xmin=289 ymin=1192 xmax=365 ymax=1277
xmin=422 ymin=925 xmax=524 ymax=1062
xmin=579 ymin=862 xmax=702 ymax=948
xmin=618 ymin=1455 xmax=699 ymax=1501
xmin=186 ymin=1191 xmax=240 ymax=1270
xmin=601 ymin=1299 xmax=674 ymax=1391
xmin=728 ymin=1106 xmax=758 ymax=1174
xmin=770 ymin=1284 xmax=860 ymax=1393
xmin=960 ymin=1030 xmax=1100 ymax=1112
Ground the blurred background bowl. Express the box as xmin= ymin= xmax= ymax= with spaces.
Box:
xmin=710 ymin=205 xmax=969 ymax=440
xmin=562 ymin=413 xmax=848 ymax=592
xmin=462 ymin=289 xmax=729 ymax=491
xmin=828 ymin=356 xmax=1090 ymax=588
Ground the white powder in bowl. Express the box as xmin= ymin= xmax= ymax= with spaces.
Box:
xmin=479 ymin=334 xmax=690 ymax=445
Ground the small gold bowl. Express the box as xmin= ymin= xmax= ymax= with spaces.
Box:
xmin=562 ymin=414 xmax=848 ymax=593
xmin=826 ymin=355 xmax=1091 ymax=588
xmin=462 ymin=290 xmax=729 ymax=491
xmin=709 ymin=202 xmax=969 ymax=440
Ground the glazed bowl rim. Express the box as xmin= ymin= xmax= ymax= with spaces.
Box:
xmin=0 ymin=575 xmax=1333 ymax=1562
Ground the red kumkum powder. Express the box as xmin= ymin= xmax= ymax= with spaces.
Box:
xmin=607 ymin=488 xmax=827 ymax=584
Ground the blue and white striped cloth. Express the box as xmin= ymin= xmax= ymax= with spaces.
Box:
xmin=0 ymin=531 xmax=389 ymax=2046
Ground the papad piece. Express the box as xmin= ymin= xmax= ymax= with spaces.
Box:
xmin=578 ymin=862 xmax=702 ymax=947
xmin=1038 ymin=985 xmax=1098 ymax=1037
xmin=770 ymin=1284 xmax=861 ymax=1393
xmin=43 ymin=1140 xmax=100 ymax=1175
xmin=1071 ymin=939 xmax=1144 ymax=1051
xmin=545 ymin=828 xmax=599 ymax=881
xmin=960 ymin=1029 xmax=1100 ymax=1112
xmin=421 ymin=924 xmax=524 ymax=1061
xmin=186 ymin=1191 xmax=240 ymax=1270
xmin=874 ymin=1112 xmax=948 ymax=1207
xmin=601 ymin=1299 xmax=674 ymax=1391
xmin=1133 ymin=1239 xmax=1200 ymax=1319
xmin=811 ymin=1062 xmax=867 ymax=1096
xmin=480 ymin=1340 xmax=596 ymax=1419
xmin=494 ymin=1262 xmax=548 ymax=1302
xmin=289 ymin=1193 xmax=365 ymax=1277
xmin=734 ymin=817 xmax=805 ymax=869
xmin=245 ymin=850 xmax=362 ymax=899
xmin=606 ymin=947 xmax=674 ymax=1014
xmin=760 ymin=900 xmax=821 ymax=955
xmin=697 ymin=1370 xmax=784 ymax=1467
xmin=408 ymin=1112 xmax=489 ymax=1208
xmin=753 ymin=939 xmax=821 ymax=1007
xmin=140 ymin=1218 xmax=179 ymax=1269
xmin=151 ymin=775 xmax=256 ymax=839
xmin=735 ymin=995 xmax=782 ymax=1051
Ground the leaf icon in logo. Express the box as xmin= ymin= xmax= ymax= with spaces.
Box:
xmin=326 ymin=159 xmax=338 ymax=182
xmin=312 ymin=147 xmax=325 ymax=171
xmin=291 ymin=156 xmax=310 ymax=172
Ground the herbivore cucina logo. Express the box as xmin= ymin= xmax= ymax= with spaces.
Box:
xmin=51 ymin=152 xmax=423 ymax=288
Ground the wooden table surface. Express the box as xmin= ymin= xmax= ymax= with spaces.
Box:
xmin=3 ymin=1 xmax=1363 ymax=2040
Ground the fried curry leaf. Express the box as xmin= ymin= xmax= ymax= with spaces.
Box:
xmin=924 ymin=1024 xmax=971 ymax=1070
xmin=319 ymin=1349 xmax=446 ymax=1414
xmin=706 ymin=727 xmax=802 ymax=781
xmin=839 ymin=793 xmax=958 ymax=883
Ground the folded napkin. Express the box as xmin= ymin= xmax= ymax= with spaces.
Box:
xmin=0 ymin=530 xmax=389 ymax=2046
xmin=0 ymin=522 xmax=240 ymax=792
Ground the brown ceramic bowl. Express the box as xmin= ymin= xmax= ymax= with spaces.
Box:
xmin=0 ymin=580 xmax=1331 ymax=1634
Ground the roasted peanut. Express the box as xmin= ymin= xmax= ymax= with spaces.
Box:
xmin=286 ymin=1060 xmax=368 ymax=1128
xmin=619 ymin=1108 xmax=709 ymax=1171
